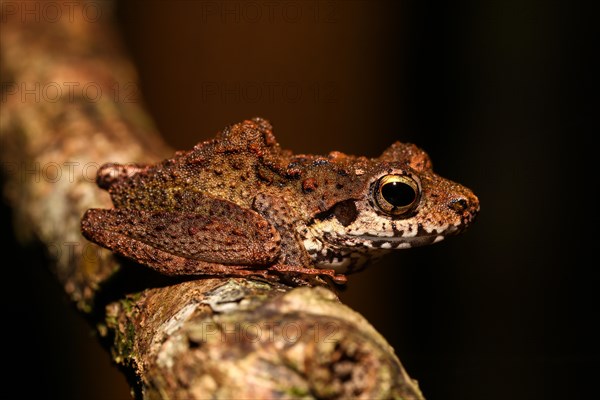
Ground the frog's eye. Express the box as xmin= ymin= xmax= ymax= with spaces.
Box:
xmin=374 ymin=175 xmax=420 ymax=216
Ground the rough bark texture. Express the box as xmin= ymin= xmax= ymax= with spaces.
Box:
xmin=0 ymin=1 xmax=424 ymax=398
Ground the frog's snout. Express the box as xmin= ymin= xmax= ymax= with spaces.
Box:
xmin=448 ymin=191 xmax=480 ymax=224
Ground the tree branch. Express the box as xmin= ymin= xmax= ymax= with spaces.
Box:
xmin=0 ymin=1 xmax=424 ymax=398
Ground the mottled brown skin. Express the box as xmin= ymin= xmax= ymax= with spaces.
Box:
xmin=81 ymin=117 xmax=479 ymax=285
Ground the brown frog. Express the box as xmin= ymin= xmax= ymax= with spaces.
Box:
xmin=81 ymin=117 xmax=479 ymax=285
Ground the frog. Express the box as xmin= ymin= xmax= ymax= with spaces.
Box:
xmin=81 ymin=117 xmax=479 ymax=285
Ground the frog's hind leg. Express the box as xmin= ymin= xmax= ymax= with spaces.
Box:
xmin=81 ymin=205 xmax=282 ymax=275
xmin=82 ymin=221 xmax=269 ymax=278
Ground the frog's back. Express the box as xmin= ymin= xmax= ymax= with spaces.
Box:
xmin=103 ymin=118 xmax=294 ymax=212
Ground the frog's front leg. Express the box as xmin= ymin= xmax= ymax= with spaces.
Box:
xmin=81 ymin=197 xmax=282 ymax=276
xmin=252 ymin=193 xmax=346 ymax=284
xmin=252 ymin=192 xmax=312 ymax=267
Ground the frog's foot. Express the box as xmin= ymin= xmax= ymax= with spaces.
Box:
xmin=270 ymin=264 xmax=347 ymax=285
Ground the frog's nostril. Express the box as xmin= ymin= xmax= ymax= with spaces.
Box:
xmin=449 ymin=198 xmax=468 ymax=213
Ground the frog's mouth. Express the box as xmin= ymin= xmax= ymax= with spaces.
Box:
xmin=304 ymin=213 xmax=467 ymax=254
xmin=336 ymin=230 xmax=448 ymax=250
xmin=349 ymin=234 xmax=445 ymax=249
xmin=332 ymin=220 xmax=463 ymax=250
xmin=338 ymin=224 xmax=463 ymax=250
xmin=304 ymin=224 xmax=462 ymax=273
xmin=309 ymin=230 xmax=453 ymax=274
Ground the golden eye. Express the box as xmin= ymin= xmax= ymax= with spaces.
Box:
xmin=374 ymin=175 xmax=420 ymax=216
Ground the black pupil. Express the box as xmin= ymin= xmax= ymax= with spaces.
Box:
xmin=381 ymin=181 xmax=416 ymax=207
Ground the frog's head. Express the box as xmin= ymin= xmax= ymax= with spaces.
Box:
xmin=299 ymin=142 xmax=479 ymax=273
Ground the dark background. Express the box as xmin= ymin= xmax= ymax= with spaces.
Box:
xmin=2 ymin=1 xmax=595 ymax=399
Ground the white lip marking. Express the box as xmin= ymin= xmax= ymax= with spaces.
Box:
xmin=347 ymin=235 xmax=415 ymax=243
xmin=402 ymin=229 xmax=418 ymax=238
xmin=396 ymin=243 xmax=411 ymax=249
xmin=320 ymin=222 xmax=333 ymax=233
xmin=436 ymin=224 xmax=449 ymax=234
xmin=303 ymin=238 xmax=322 ymax=252
xmin=433 ymin=235 xmax=444 ymax=243
xmin=380 ymin=242 xmax=392 ymax=249
xmin=349 ymin=229 xmax=365 ymax=236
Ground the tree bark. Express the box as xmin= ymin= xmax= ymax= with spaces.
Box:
xmin=0 ymin=1 xmax=424 ymax=398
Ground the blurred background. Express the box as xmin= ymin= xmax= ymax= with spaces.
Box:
xmin=2 ymin=1 xmax=595 ymax=399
